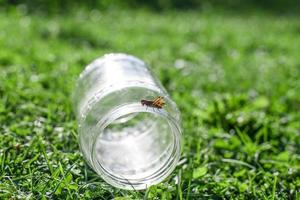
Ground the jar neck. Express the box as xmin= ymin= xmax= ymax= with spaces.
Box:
xmin=76 ymin=81 xmax=168 ymax=121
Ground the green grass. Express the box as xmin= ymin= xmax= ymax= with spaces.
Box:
xmin=1 ymin=6 xmax=300 ymax=199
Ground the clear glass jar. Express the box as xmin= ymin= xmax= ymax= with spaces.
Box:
xmin=73 ymin=53 xmax=182 ymax=190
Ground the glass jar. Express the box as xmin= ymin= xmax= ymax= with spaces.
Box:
xmin=73 ymin=53 xmax=182 ymax=190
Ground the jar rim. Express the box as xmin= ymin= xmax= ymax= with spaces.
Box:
xmin=90 ymin=103 xmax=182 ymax=190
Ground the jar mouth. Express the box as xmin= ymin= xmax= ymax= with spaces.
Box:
xmin=91 ymin=103 xmax=181 ymax=190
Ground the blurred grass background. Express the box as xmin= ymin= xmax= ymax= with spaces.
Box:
xmin=1 ymin=0 xmax=300 ymax=13
xmin=0 ymin=0 xmax=300 ymax=199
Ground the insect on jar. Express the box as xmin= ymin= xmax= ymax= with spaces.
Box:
xmin=73 ymin=53 xmax=182 ymax=190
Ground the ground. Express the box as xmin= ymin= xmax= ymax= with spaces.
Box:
xmin=0 ymin=7 xmax=300 ymax=199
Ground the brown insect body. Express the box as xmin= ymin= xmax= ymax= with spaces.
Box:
xmin=141 ymin=96 xmax=165 ymax=109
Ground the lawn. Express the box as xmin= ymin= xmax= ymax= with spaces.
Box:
xmin=0 ymin=6 xmax=300 ymax=199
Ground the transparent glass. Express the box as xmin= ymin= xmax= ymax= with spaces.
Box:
xmin=73 ymin=53 xmax=182 ymax=190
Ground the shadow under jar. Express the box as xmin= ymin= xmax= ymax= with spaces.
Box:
xmin=73 ymin=53 xmax=182 ymax=190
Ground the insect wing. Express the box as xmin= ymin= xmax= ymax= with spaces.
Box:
xmin=152 ymin=96 xmax=162 ymax=105
xmin=152 ymin=96 xmax=165 ymax=107
xmin=157 ymin=98 xmax=165 ymax=107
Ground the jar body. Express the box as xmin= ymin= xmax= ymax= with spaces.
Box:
xmin=73 ymin=53 xmax=182 ymax=190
